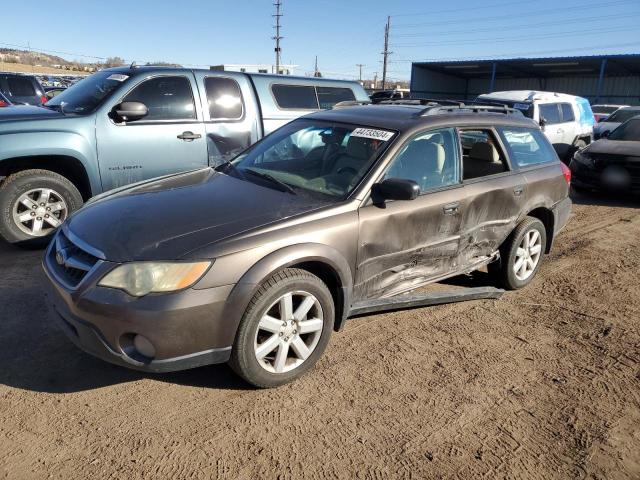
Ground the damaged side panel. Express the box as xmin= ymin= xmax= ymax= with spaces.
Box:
xmin=354 ymin=172 xmax=526 ymax=301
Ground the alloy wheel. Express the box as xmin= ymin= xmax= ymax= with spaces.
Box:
xmin=513 ymin=229 xmax=542 ymax=281
xmin=254 ymin=290 xmax=324 ymax=374
xmin=12 ymin=188 xmax=68 ymax=237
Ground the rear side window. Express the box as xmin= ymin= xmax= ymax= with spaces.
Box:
xmin=272 ymin=84 xmax=318 ymax=109
xmin=560 ymin=103 xmax=575 ymax=122
xmin=539 ymin=104 xmax=561 ymax=125
xmin=460 ymin=129 xmax=509 ymax=180
xmin=122 ymin=76 xmax=196 ymax=121
xmin=316 ymin=87 xmax=355 ymax=109
xmin=498 ymin=127 xmax=558 ymax=167
xmin=7 ymin=77 xmax=36 ymax=96
xmin=204 ymin=77 xmax=243 ymax=120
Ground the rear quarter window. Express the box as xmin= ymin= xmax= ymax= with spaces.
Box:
xmin=498 ymin=127 xmax=558 ymax=167
xmin=272 ymin=84 xmax=319 ymax=109
xmin=316 ymin=86 xmax=355 ymax=109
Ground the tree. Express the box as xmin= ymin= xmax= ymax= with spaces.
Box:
xmin=104 ymin=56 xmax=125 ymax=68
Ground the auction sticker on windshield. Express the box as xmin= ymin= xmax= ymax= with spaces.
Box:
xmin=107 ymin=74 xmax=129 ymax=82
xmin=351 ymin=128 xmax=394 ymax=141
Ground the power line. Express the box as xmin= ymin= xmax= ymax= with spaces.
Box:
xmin=392 ymin=25 xmax=637 ymax=48
xmin=392 ymin=0 xmax=637 ymax=28
xmin=394 ymin=12 xmax=639 ymax=38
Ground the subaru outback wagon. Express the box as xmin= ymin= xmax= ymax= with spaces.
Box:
xmin=43 ymin=102 xmax=572 ymax=388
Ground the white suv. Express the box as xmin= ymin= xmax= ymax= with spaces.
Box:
xmin=477 ymin=91 xmax=595 ymax=161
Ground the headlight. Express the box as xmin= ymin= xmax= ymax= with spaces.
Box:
xmin=98 ymin=261 xmax=212 ymax=297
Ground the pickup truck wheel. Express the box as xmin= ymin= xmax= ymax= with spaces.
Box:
xmin=0 ymin=169 xmax=83 ymax=245
xmin=229 ymin=268 xmax=334 ymax=388
xmin=493 ymin=216 xmax=547 ymax=290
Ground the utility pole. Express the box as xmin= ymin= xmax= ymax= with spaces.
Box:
xmin=356 ymin=63 xmax=365 ymax=82
xmin=272 ymin=0 xmax=283 ymax=74
xmin=381 ymin=16 xmax=392 ymax=90
xmin=373 ymin=72 xmax=378 ymax=89
xmin=313 ymin=56 xmax=322 ymax=77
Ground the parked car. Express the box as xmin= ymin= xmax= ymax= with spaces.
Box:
xmin=0 ymin=66 xmax=368 ymax=244
xmin=593 ymin=106 xmax=640 ymax=140
xmin=0 ymin=91 xmax=11 ymax=107
xmin=477 ymin=91 xmax=595 ymax=161
xmin=42 ymin=102 xmax=572 ymax=387
xmin=370 ymin=89 xmax=409 ymax=103
xmin=0 ymin=73 xmax=46 ymax=106
xmin=570 ymin=116 xmax=640 ymax=194
xmin=591 ymin=104 xmax=627 ymax=123
xmin=44 ymin=86 xmax=67 ymax=99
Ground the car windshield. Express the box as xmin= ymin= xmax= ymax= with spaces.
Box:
xmin=605 ymin=109 xmax=640 ymax=124
xmin=44 ymin=70 xmax=129 ymax=114
xmin=481 ymin=99 xmax=534 ymax=119
xmin=226 ymin=119 xmax=395 ymax=199
xmin=608 ymin=118 xmax=640 ymax=141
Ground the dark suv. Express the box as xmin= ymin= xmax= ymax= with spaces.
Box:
xmin=43 ymin=102 xmax=572 ymax=387
xmin=0 ymin=73 xmax=46 ymax=106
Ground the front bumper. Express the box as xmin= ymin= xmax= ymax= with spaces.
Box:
xmin=570 ymin=158 xmax=640 ymax=193
xmin=42 ymin=243 xmax=235 ymax=372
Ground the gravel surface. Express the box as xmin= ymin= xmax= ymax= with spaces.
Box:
xmin=1 ymin=191 xmax=639 ymax=479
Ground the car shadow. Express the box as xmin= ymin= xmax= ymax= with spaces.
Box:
xmin=0 ymin=240 xmax=251 ymax=394
xmin=570 ymin=188 xmax=640 ymax=208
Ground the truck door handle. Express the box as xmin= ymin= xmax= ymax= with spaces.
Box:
xmin=177 ymin=131 xmax=202 ymax=141
xmin=513 ymin=185 xmax=524 ymax=196
xmin=443 ymin=202 xmax=459 ymax=215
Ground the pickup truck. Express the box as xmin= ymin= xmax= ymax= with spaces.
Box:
xmin=0 ymin=66 xmax=369 ymax=244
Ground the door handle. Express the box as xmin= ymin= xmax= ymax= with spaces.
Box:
xmin=177 ymin=131 xmax=202 ymax=141
xmin=513 ymin=185 xmax=524 ymax=196
xmin=443 ymin=202 xmax=459 ymax=215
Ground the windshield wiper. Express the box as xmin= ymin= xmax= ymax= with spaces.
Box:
xmin=243 ymin=168 xmax=297 ymax=195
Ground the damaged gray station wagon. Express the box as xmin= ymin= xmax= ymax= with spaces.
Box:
xmin=43 ymin=101 xmax=572 ymax=387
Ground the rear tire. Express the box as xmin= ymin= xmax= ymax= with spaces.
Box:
xmin=0 ymin=169 xmax=83 ymax=246
xmin=229 ymin=268 xmax=334 ymax=388
xmin=492 ymin=217 xmax=547 ymax=290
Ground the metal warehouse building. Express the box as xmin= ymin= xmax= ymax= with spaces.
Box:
xmin=410 ymin=54 xmax=640 ymax=105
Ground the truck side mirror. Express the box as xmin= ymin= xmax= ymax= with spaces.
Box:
xmin=111 ymin=102 xmax=148 ymax=122
xmin=539 ymin=116 xmax=546 ymax=129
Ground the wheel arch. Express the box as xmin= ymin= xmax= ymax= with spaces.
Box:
xmin=524 ymin=206 xmax=554 ymax=253
xmin=0 ymin=155 xmax=93 ymax=200
xmin=220 ymin=244 xmax=353 ymax=345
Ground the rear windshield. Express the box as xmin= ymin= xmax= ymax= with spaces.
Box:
xmin=6 ymin=77 xmax=36 ymax=97
xmin=605 ymin=108 xmax=640 ymax=124
xmin=608 ymin=118 xmax=640 ymax=141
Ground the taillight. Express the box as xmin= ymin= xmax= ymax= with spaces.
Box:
xmin=40 ymin=95 xmax=48 ymax=104
xmin=561 ymin=162 xmax=571 ymax=184
xmin=0 ymin=100 xmax=7 ymax=107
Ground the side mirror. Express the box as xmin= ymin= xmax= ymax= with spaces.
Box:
xmin=539 ymin=116 xmax=547 ymax=129
xmin=601 ymin=130 xmax=610 ymax=138
xmin=111 ymin=101 xmax=148 ymax=122
xmin=372 ymin=178 xmax=420 ymax=202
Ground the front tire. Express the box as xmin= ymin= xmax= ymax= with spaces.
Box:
xmin=492 ymin=217 xmax=547 ymax=290
xmin=0 ymin=169 xmax=83 ymax=245
xmin=229 ymin=268 xmax=334 ymax=388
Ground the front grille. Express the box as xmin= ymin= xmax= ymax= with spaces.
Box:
xmin=49 ymin=230 xmax=100 ymax=288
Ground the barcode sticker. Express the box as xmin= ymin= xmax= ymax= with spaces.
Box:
xmin=351 ymin=128 xmax=395 ymax=141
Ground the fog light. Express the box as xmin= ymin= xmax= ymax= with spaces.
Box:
xmin=133 ymin=334 xmax=156 ymax=358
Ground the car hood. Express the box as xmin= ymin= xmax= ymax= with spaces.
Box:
xmin=585 ymin=139 xmax=640 ymax=157
xmin=0 ymin=105 xmax=64 ymax=122
xmin=66 ymin=168 xmax=332 ymax=262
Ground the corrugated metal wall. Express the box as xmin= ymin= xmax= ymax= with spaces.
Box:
xmin=411 ymin=64 xmax=640 ymax=105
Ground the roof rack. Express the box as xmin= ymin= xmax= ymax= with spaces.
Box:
xmin=418 ymin=103 xmax=523 ymax=117
xmin=378 ymin=98 xmax=466 ymax=107
xmin=332 ymin=100 xmax=372 ymax=109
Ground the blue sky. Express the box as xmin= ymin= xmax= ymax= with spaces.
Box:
xmin=2 ymin=0 xmax=639 ymax=81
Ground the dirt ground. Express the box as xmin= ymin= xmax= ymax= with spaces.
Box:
xmin=1 ymin=191 xmax=639 ymax=480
